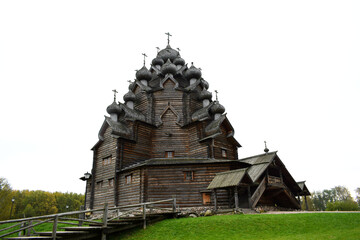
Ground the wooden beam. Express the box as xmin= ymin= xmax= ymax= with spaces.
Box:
xmin=250 ymin=177 xmax=267 ymax=208
xmin=214 ymin=189 xmax=218 ymax=212
xmin=247 ymin=186 xmax=251 ymax=208
xmin=234 ymin=187 xmax=239 ymax=210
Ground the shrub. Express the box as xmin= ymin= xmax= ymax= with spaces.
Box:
xmin=326 ymin=200 xmax=359 ymax=211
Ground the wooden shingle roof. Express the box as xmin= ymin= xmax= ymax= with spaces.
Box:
xmin=207 ymin=169 xmax=249 ymax=189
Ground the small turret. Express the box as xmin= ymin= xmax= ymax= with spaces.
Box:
xmin=136 ymin=66 xmax=152 ymax=86
xmin=161 ymin=59 xmax=177 ymax=76
xmin=198 ymin=89 xmax=212 ymax=107
xmin=123 ymin=90 xmax=136 ymax=109
xmin=184 ymin=63 xmax=202 ymax=85
xmin=173 ymin=57 xmax=185 ymax=70
xmin=152 ymin=57 xmax=164 ymax=70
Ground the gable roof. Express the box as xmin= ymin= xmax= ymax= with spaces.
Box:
xmin=207 ymin=168 xmax=250 ymax=189
xmin=297 ymin=181 xmax=311 ymax=195
xmin=239 ymin=152 xmax=277 ymax=182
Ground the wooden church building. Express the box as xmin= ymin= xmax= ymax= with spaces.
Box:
xmin=82 ymin=37 xmax=310 ymax=210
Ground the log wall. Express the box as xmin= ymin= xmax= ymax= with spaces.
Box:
xmin=92 ymin=127 xmax=117 ymax=209
xmin=213 ymin=125 xmax=237 ymax=160
xmin=187 ymin=124 xmax=209 ymax=158
xmin=145 ymin=164 xmax=231 ymax=207
xmin=122 ymin=123 xmax=152 ymax=168
xmin=117 ymin=169 xmax=141 ymax=206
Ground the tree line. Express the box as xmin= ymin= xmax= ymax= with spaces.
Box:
xmin=302 ymin=186 xmax=359 ymax=211
xmin=1 ymin=177 xmax=359 ymax=220
xmin=0 ymin=177 xmax=84 ymax=220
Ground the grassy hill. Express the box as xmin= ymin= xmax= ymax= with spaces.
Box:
xmin=112 ymin=212 xmax=360 ymax=240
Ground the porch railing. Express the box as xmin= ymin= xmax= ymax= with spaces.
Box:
xmin=0 ymin=198 xmax=176 ymax=239
xmin=267 ymin=175 xmax=282 ymax=184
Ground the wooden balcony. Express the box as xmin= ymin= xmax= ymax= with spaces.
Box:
xmin=267 ymin=176 xmax=284 ymax=189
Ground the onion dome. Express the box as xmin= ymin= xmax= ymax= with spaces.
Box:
xmin=184 ymin=63 xmax=202 ymax=80
xmin=201 ymin=79 xmax=209 ymax=89
xmin=161 ymin=59 xmax=177 ymax=75
xmin=123 ymin=90 xmax=136 ymax=102
xmin=106 ymin=101 xmax=121 ymax=115
xmin=157 ymin=45 xmax=180 ymax=62
xmin=198 ymin=89 xmax=212 ymax=101
xmin=210 ymin=101 xmax=225 ymax=115
xmin=136 ymin=66 xmax=152 ymax=81
xmin=173 ymin=57 xmax=185 ymax=66
xmin=128 ymin=81 xmax=136 ymax=91
xmin=152 ymin=57 xmax=164 ymax=66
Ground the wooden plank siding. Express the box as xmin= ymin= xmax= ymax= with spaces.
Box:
xmin=117 ymin=169 xmax=141 ymax=207
xmin=92 ymin=127 xmax=117 ymax=209
xmin=122 ymin=123 xmax=152 ymax=168
xmin=151 ymin=82 xmax=190 ymax=158
xmin=187 ymin=124 xmax=209 ymax=158
xmin=152 ymin=110 xmax=189 ymax=158
xmin=145 ymin=164 xmax=231 ymax=207
xmin=213 ymin=125 xmax=237 ymax=160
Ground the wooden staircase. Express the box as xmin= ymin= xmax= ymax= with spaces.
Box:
xmin=0 ymin=199 xmax=178 ymax=240
xmin=250 ymin=177 xmax=267 ymax=208
xmin=4 ymin=212 xmax=177 ymax=240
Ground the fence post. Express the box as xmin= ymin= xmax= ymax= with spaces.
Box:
xmin=18 ymin=222 xmax=24 ymax=236
xmin=26 ymin=220 xmax=31 ymax=236
xmin=79 ymin=205 xmax=85 ymax=226
xmin=172 ymin=198 xmax=176 ymax=213
xmin=102 ymin=203 xmax=108 ymax=240
xmin=143 ymin=204 xmax=147 ymax=229
xmin=52 ymin=215 xmax=58 ymax=240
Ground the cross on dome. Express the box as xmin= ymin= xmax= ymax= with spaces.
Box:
xmin=142 ymin=53 xmax=147 ymax=66
xmin=264 ymin=141 xmax=269 ymax=153
xmin=215 ymin=90 xmax=219 ymax=101
xmin=112 ymin=89 xmax=118 ymax=102
xmin=165 ymin=32 xmax=172 ymax=45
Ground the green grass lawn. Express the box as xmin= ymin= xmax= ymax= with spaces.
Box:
xmin=113 ymin=213 xmax=360 ymax=240
xmin=0 ymin=221 xmax=83 ymax=238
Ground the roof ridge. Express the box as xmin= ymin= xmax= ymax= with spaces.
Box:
xmin=215 ymin=168 xmax=248 ymax=175
xmin=238 ymin=151 xmax=278 ymax=161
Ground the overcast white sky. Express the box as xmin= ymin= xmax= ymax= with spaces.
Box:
xmin=1 ymin=1 xmax=359 ymax=197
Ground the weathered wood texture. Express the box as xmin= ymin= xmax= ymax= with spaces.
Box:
xmin=93 ymin=127 xmax=117 ymax=209
xmin=213 ymin=125 xmax=237 ymax=160
xmin=122 ymin=123 xmax=152 ymax=168
xmin=144 ymin=164 xmax=231 ymax=207
xmin=118 ymin=169 xmax=141 ymax=207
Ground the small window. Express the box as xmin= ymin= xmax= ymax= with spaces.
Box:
xmin=221 ymin=149 xmax=227 ymax=158
xmin=184 ymin=171 xmax=194 ymax=180
xmin=125 ymin=174 xmax=132 ymax=184
xmin=96 ymin=181 xmax=103 ymax=189
xmin=102 ymin=156 xmax=112 ymax=166
xmin=202 ymin=193 xmax=211 ymax=205
xmin=165 ymin=151 xmax=174 ymax=158
xmin=108 ymin=178 xmax=114 ymax=187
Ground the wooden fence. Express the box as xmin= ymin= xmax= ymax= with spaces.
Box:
xmin=0 ymin=198 xmax=176 ymax=239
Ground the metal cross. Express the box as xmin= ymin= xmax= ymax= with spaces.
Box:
xmin=165 ymin=32 xmax=172 ymax=45
xmin=264 ymin=141 xmax=267 ymax=148
xmin=142 ymin=53 xmax=147 ymax=66
xmin=215 ymin=90 xmax=218 ymax=101
xmin=112 ymin=89 xmax=118 ymax=102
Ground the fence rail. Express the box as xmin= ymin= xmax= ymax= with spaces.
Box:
xmin=0 ymin=198 xmax=176 ymax=239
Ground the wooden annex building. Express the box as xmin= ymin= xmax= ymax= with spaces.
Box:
xmin=82 ymin=38 xmax=310 ymax=211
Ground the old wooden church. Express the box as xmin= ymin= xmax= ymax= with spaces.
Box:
xmin=83 ymin=37 xmax=310 ymax=210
